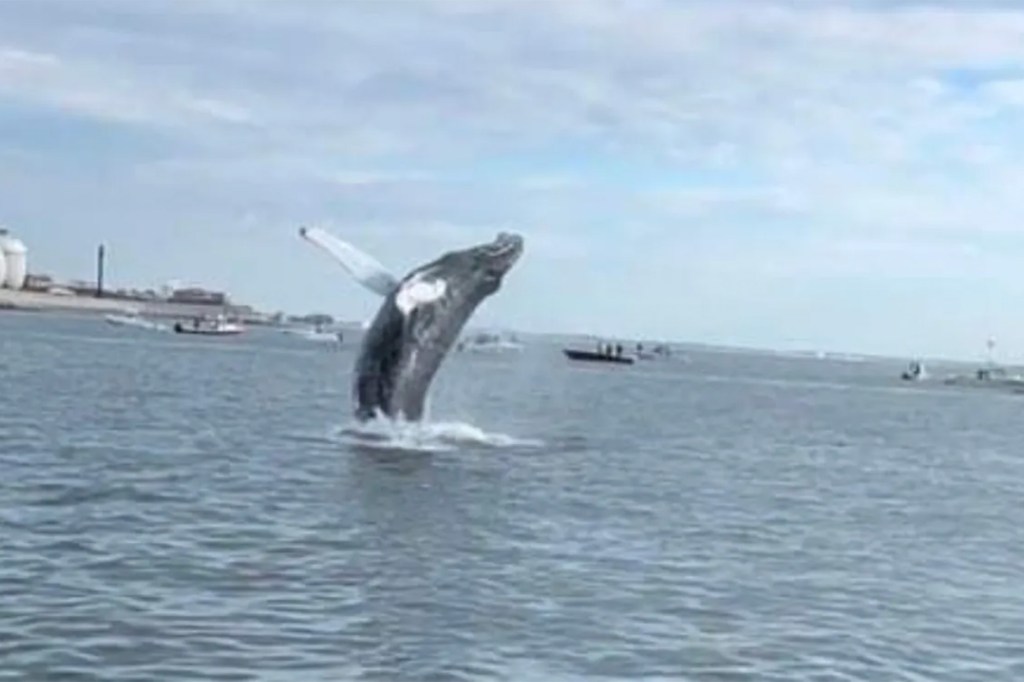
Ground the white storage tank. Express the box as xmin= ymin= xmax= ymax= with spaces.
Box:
xmin=0 ymin=230 xmax=27 ymax=289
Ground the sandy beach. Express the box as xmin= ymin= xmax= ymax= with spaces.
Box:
xmin=0 ymin=289 xmax=136 ymax=314
xmin=0 ymin=289 xmax=264 ymax=321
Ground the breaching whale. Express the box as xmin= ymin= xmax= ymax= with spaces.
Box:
xmin=299 ymin=226 xmax=524 ymax=422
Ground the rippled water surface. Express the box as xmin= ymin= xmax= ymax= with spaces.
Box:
xmin=2 ymin=312 xmax=1024 ymax=680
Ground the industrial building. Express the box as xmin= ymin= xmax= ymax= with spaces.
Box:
xmin=168 ymin=287 xmax=228 ymax=306
xmin=0 ymin=231 xmax=275 ymax=324
xmin=0 ymin=228 xmax=27 ymax=290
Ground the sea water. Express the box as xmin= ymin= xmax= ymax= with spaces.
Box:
xmin=1 ymin=312 xmax=1023 ymax=680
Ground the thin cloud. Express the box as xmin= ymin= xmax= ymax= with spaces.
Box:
xmin=2 ymin=1 xmax=1024 ymax=356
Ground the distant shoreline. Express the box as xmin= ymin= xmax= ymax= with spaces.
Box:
xmin=0 ymin=289 xmax=135 ymax=314
xmin=0 ymin=289 xmax=264 ymax=322
xmin=0 ymin=289 xmax=996 ymax=367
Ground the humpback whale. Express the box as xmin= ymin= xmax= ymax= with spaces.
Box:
xmin=300 ymin=226 xmax=524 ymax=422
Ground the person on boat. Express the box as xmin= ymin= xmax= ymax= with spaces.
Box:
xmin=615 ymin=344 xmax=623 ymax=358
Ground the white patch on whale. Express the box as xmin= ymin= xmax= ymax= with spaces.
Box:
xmin=395 ymin=275 xmax=447 ymax=314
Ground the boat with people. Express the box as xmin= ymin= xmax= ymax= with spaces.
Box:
xmin=564 ymin=348 xmax=634 ymax=364
xmin=900 ymin=360 xmax=928 ymax=381
xmin=173 ymin=314 xmax=245 ymax=336
xmin=937 ymin=338 xmax=1024 ymax=392
xmin=942 ymin=365 xmax=1024 ymax=391
xmin=634 ymin=342 xmax=673 ymax=360
xmin=564 ymin=341 xmax=635 ymax=365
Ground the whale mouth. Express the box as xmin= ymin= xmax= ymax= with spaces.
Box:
xmin=486 ymin=232 xmax=524 ymax=272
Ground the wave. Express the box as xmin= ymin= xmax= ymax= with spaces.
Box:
xmin=333 ymin=418 xmax=543 ymax=453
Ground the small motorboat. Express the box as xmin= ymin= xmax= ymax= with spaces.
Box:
xmin=563 ymin=348 xmax=634 ymax=365
xmin=173 ymin=315 xmax=245 ymax=336
xmin=282 ymin=326 xmax=343 ymax=343
xmin=105 ymin=312 xmax=168 ymax=332
xmin=457 ymin=331 xmax=524 ymax=354
xmin=900 ymin=360 xmax=927 ymax=381
xmin=634 ymin=343 xmax=672 ymax=360
xmin=943 ymin=365 xmax=1024 ymax=391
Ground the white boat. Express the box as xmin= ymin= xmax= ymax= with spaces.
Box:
xmin=104 ymin=312 xmax=169 ymax=332
xmin=173 ymin=315 xmax=245 ymax=336
xmin=282 ymin=326 xmax=344 ymax=343
xmin=943 ymin=365 xmax=1024 ymax=391
xmin=456 ymin=331 xmax=524 ymax=353
xmin=634 ymin=343 xmax=673 ymax=360
xmin=939 ymin=338 xmax=1024 ymax=392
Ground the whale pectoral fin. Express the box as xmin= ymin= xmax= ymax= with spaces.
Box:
xmin=299 ymin=226 xmax=400 ymax=297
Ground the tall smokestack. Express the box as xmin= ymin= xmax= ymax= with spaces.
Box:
xmin=97 ymin=244 xmax=105 ymax=298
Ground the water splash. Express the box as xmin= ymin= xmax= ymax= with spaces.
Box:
xmin=333 ymin=418 xmax=543 ymax=453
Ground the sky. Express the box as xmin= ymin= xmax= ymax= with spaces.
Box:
xmin=3 ymin=0 xmax=1024 ymax=360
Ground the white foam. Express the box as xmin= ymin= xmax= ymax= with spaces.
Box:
xmin=395 ymin=275 xmax=447 ymax=314
xmin=333 ymin=417 xmax=543 ymax=453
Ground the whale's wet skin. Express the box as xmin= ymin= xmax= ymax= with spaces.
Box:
xmin=301 ymin=227 xmax=524 ymax=422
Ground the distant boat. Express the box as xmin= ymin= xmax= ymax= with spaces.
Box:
xmin=563 ymin=348 xmax=634 ymax=365
xmin=634 ymin=343 xmax=672 ymax=360
xmin=457 ymin=331 xmax=524 ymax=354
xmin=281 ymin=326 xmax=343 ymax=343
xmin=938 ymin=337 xmax=1024 ymax=392
xmin=104 ymin=312 xmax=168 ymax=332
xmin=943 ymin=365 xmax=1024 ymax=391
xmin=173 ymin=316 xmax=245 ymax=336
xmin=900 ymin=360 xmax=927 ymax=381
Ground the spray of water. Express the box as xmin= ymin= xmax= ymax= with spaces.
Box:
xmin=333 ymin=417 xmax=543 ymax=453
